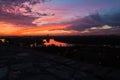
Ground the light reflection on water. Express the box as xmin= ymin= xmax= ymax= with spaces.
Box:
xmin=43 ymin=39 xmax=73 ymax=47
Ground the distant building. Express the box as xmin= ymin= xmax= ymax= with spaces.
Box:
xmin=0 ymin=38 xmax=9 ymax=44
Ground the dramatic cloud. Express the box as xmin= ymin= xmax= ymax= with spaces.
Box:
xmin=0 ymin=0 xmax=51 ymax=6
xmin=0 ymin=0 xmax=120 ymax=36
xmin=67 ymin=10 xmax=120 ymax=33
xmin=0 ymin=0 xmax=52 ymax=26
xmin=0 ymin=0 xmax=51 ymax=15
xmin=0 ymin=11 xmax=36 ymax=26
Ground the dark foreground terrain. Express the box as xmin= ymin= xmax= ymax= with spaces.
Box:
xmin=0 ymin=36 xmax=120 ymax=80
xmin=0 ymin=45 xmax=120 ymax=80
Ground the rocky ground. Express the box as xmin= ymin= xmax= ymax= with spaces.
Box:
xmin=0 ymin=45 xmax=120 ymax=80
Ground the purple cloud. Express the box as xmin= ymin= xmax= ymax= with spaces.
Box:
xmin=0 ymin=10 xmax=36 ymax=26
xmin=0 ymin=0 xmax=52 ymax=26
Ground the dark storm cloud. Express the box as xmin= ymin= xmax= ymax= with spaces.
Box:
xmin=0 ymin=0 xmax=52 ymax=26
xmin=103 ymin=11 xmax=120 ymax=26
xmin=68 ymin=10 xmax=120 ymax=31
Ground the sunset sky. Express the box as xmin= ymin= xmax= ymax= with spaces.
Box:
xmin=0 ymin=0 xmax=120 ymax=36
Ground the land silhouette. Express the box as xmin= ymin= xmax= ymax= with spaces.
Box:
xmin=0 ymin=35 xmax=120 ymax=80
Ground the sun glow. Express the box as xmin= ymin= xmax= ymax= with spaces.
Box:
xmin=0 ymin=22 xmax=75 ymax=36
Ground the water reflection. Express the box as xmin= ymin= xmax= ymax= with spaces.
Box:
xmin=43 ymin=39 xmax=72 ymax=47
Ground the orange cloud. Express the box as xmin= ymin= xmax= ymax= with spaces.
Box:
xmin=32 ymin=16 xmax=74 ymax=26
xmin=0 ymin=22 xmax=79 ymax=36
xmin=0 ymin=22 xmax=23 ymax=36
xmin=19 ymin=24 xmax=71 ymax=35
